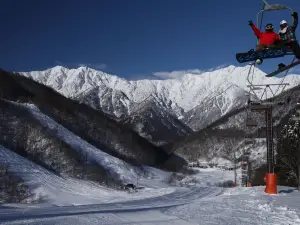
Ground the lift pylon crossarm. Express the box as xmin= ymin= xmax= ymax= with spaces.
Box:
xmin=246 ymin=83 xmax=290 ymax=104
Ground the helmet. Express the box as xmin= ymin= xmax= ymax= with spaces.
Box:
xmin=265 ymin=23 xmax=274 ymax=30
xmin=280 ymin=20 xmax=287 ymax=25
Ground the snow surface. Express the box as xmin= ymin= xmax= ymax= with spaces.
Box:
xmin=1 ymin=175 xmax=300 ymax=224
xmin=197 ymin=157 xmax=233 ymax=166
xmin=180 ymin=167 xmax=241 ymax=186
xmin=1 ymin=156 xmax=300 ymax=225
xmin=0 ymin=145 xmax=175 ymax=206
xmin=165 ymin=186 xmax=300 ymax=225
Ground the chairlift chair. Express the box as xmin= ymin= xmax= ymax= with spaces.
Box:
xmin=256 ymin=1 xmax=296 ymax=55
xmin=236 ymin=0 xmax=298 ymax=64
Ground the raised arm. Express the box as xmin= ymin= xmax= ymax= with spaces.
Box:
xmin=249 ymin=20 xmax=261 ymax=38
xmin=291 ymin=12 xmax=298 ymax=31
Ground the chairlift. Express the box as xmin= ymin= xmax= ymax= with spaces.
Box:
xmin=236 ymin=0 xmax=298 ymax=65
xmin=257 ymin=0 xmax=295 ymax=56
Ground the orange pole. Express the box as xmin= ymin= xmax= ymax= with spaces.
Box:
xmin=264 ymin=173 xmax=277 ymax=194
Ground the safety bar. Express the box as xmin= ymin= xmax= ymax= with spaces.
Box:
xmin=256 ymin=5 xmax=293 ymax=27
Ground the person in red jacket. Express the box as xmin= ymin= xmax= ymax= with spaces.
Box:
xmin=249 ymin=20 xmax=281 ymax=50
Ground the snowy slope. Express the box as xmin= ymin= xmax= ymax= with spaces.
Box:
xmin=11 ymin=101 xmax=140 ymax=184
xmin=0 ymin=145 xmax=175 ymax=206
xmin=1 ymin=167 xmax=300 ymax=225
xmin=165 ymin=186 xmax=300 ymax=225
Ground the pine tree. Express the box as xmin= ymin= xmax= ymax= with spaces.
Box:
xmin=277 ymin=108 xmax=300 ymax=190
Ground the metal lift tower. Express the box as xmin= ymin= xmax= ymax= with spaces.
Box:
xmin=247 ymin=82 xmax=289 ymax=194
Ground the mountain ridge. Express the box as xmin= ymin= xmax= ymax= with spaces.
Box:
xmin=19 ymin=65 xmax=300 ymax=143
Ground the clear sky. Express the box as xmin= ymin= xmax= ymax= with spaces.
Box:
xmin=1 ymin=0 xmax=300 ymax=79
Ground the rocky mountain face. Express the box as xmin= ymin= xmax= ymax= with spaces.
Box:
xmin=120 ymin=96 xmax=194 ymax=145
xmin=20 ymin=65 xmax=300 ymax=145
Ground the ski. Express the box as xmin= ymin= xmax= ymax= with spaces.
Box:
xmin=236 ymin=48 xmax=287 ymax=63
xmin=265 ymin=60 xmax=300 ymax=77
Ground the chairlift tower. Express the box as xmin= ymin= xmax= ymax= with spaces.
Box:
xmin=245 ymin=62 xmax=290 ymax=194
xmin=241 ymin=152 xmax=250 ymax=187
xmin=238 ymin=0 xmax=297 ymax=192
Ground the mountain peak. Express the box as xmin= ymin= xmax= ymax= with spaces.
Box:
xmin=19 ymin=64 xmax=300 ymax=133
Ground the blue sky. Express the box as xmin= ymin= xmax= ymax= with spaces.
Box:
xmin=1 ymin=0 xmax=300 ymax=79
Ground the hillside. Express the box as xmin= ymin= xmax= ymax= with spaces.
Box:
xmin=0 ymin=69 xmax=169 ymax=166
xmin=0 ymin=68 xmax=189 ymax=202
xmin=167 ymin=80 xmax=300 ymax=184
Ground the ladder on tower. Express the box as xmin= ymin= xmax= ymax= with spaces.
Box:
xmin=241 ymin=153 xmax=250 ymax=187
xmin=265 ymin=107 xmax=274 ymax=174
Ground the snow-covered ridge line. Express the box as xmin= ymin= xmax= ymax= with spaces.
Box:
xmin=20 ymin=65 xmax=300 ymax=111
xmin=19 ymin=65 xmax=300 ymax=132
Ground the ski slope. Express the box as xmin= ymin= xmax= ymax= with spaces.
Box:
xmin=0 ymin=186 xmax=222 ymax=224
xmin=0 ymin=145 xmax=175 ymax=206
xmin=0 ymin=151 xmax=300 ymax=225
xmin=1 ymin=184 xmax=300 ymax=224
xmin=165 ymin=186 xmax=300 ymax=225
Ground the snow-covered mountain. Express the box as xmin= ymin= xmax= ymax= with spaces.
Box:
xmin=20 ymin=65 xmax=300 ymax=134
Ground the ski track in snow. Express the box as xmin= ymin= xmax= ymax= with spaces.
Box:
xmin=1 ymin=185 xmax=300 ymax=224
xmin=0 ymin=150 xmax=300 ymax=225
xmin=0 ymin=186 xmax=222 ymax=225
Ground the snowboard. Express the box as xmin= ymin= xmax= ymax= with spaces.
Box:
xmin=236 ymin=48 xmax=287 ymax=63
xmin=265 ymin=60 xmax=300 ymax=77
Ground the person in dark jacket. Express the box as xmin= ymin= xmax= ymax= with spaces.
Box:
xmin=249 ymin=21 xmax=281 ymax=50
xmin=278 ymin=12 xmax=300 ymax=59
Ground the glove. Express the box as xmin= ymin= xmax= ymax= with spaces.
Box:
xmin=292 ymin=12 xmax=298 ymax=17
xmin=248 ymin=20 xmax=253 ymax=26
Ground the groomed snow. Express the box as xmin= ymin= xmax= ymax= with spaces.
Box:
xmin=165 ymin=186 xmax=300 ymax=225
xmin=1 ymin=155 xmax=300 ymax=225
xmin=180 ymin=167 xmax=240 ymax=186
